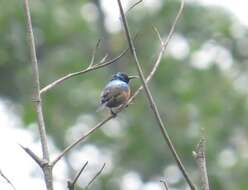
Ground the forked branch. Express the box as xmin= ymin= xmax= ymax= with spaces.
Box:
xmin=23 ymin=0 xmax=53 ymax=189
xmin=40 ymin=48 xmax=128 ymax=95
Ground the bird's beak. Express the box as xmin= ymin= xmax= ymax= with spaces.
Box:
xmin=128 ymin=75 xmax=139 ymax=80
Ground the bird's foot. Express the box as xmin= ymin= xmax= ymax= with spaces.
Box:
xmin=110 ymin=109 xmax=117 ymax=118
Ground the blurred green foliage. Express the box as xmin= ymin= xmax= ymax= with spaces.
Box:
xmin=1 ymin=0 xmax=248 ymax=189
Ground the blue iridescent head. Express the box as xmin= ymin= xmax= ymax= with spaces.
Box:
xmin=111 ymin=72 xmax=137 ymax=84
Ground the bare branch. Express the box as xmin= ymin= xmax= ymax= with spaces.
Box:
xmin=19 ymin=144 xmax=44 ymax=167
xmin=193 ymin=138 xmax=209 ymax=190
xmin=23 ymin=0 xmax=49 ymax=161
xmin=116 ymin=0 xmax=196 ymax=190
xmin=23 ymin=0 xmax=53 ymax=189
xmin=89 ymin=39 xmax=101 ymax=68
xmin=67 ymin=161 xmax=88 ymax=190
xmin=160 ymin=179 xmax=169 ymax=190
xmin=40 ymin=48 xmax=128 ymax=95
xmin=85 ymin=163 xmax=106 ymax=189
xmin=0 ymin=169 xmax=16 ymax=190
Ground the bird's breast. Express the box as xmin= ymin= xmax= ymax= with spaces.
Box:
xmin=101 ymin=80 xmax=131 ymax=108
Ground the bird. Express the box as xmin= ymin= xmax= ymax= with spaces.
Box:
xmin=98 ymin=72 xmax=137 ymax=116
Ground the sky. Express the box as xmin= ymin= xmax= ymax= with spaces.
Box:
xmin=1 ymin=0 xmax=248 ymax=190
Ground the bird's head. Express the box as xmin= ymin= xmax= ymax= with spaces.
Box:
xmin=111 ymin=72 xmax=138 ymax=83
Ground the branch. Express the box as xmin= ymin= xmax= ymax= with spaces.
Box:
xmin=23 ymin=0 xmax=53 ymax=189
xmin=126 ymin=0 xmax=143 ymax=13
xmin=116 ymin=0 xmax=196 ymax=190
xmin=89 ymin=39 xmax=101 ymax=68
xmin=85 ymin=163 xmax=106 ymax=189
xmin=0 ymin=169 xmax=16 ymax=190
xmin=51 ymin=117 xmax=113 ymax=167
xmin=51 ymin=0 xmax=182 ymax=167
xmin=67 ymin=161 xmax=88 ymax=190
xmin=23 ymin=0 xmax=49 ymax=160
xmin=193 ymin=138 xmax=209 ymax=190
xmin=40 ymin=48 xmax=128 ymax=95
xmin=19 ymin=144 xmax=44 ymax=167
xmin=160 ymin=179 xmax=169 ymax=190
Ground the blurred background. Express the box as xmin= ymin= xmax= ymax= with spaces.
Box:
xmin=1 ymin=0 xmax=248 ymax=189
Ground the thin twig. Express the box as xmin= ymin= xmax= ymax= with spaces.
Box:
xmin=67 ymin=161 xmax=88 ymax=190
xmin=0 ymin=169 xmax=16 ymax=190
xmin=40 ymin=48 xmax=128 ymax=95
xmin=126 ymin=0 xmax=143 ymax=13
xmin=19 ymin=144 xmax=44 ymax=167
xmin=153 ymin=26 xmax=163 ymax=46
xmin=116 ymin=0 xmax=196 ymax=190
xmin=85 ymin=163 xmax=106 ymax=189
xmin=99 ymin=54 xmax=109 ymax=64
xmin=23 ymin=0 xmax=53 ymax=189
xmin=160 ymin=179 xmax=169 ymax=190
xmin=193 ymin=138 xmax=209 ymax=190
xmin=51 ymin=0 xmax=182 ymax=167
xmin=128 ymin=12 xmax=181 ymax=103
xmin=89 ymin=39 xmax=101 ymax=68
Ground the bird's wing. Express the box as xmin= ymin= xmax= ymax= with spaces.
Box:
xmin=96 ymin=87 xmax=121 ymax=112
xmin=100 ymin=81 xmax=129 ymax=104
xmin=100 ymin=85 xmax=122 ymax=105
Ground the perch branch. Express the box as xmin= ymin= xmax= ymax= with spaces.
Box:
xmin=193 ymin=138 xmax=209 ymax=190
xmin=67 ymin=161 xmax=88 ymax=190
xmin=23 ymin=0 xmax=53 ymax=189
xmin=51 ymin=0 xmax=181 ymax=167
xmin=116 ymin=0 xmax=196 ymax=190
xmin=51 ymin=117 xmax=112 ymax=167
xmin=40 ymin=48 xmax=128 ymax=95
xmin=0 ymin=169 xmax=16 ymax=190
xmin=85 ymin=163 xmax=106 ymax=189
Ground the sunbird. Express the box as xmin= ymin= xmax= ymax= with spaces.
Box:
xmin=99 ymin=72 xmax=137 ymax=115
